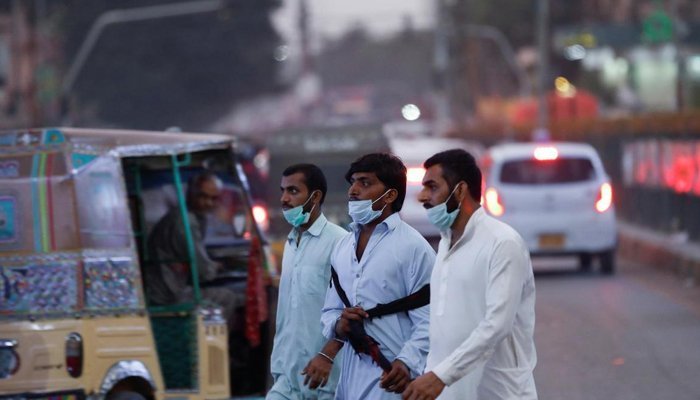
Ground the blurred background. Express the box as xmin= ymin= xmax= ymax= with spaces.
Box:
xmin=3 ymin=0 xmax=700 ymax=133
xmin=2 ymin=1 xmax=700 ymax=398
xmin=4 ymin=0 xmax=700 ymax=237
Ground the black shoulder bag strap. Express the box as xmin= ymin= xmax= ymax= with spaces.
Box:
xmin=330 ymin=266 xmax=352 ymax=308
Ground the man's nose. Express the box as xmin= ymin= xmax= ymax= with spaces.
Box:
xmin=417 ymin=187 xmax=429 ymax=203
xmin=347 ymin=183 xmax=358 ymax=198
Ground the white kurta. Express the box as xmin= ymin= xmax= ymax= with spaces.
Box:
xmin=426 ymin=207 xmax=538 ymax=400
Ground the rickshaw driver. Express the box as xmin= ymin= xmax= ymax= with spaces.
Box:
xmin=146 ymin=172 xmax=245 ymax=331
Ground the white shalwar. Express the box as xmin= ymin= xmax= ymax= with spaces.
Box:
xmin=426 ymin=207 xmax=538 ymax=400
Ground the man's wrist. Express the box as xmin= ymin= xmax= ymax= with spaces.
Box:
xmin=333 ymin=314 xmax=344 ymax=338
xmin=428 ymin=368 xmax=450 ymax=387
xmin=317 ymin=351 xmax=334 ymax=364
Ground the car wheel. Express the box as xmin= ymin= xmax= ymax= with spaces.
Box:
xmin=600 ymin=250 xmax=616 ymax=275
xmin=579 ymin=253 xmax=593 ymax=271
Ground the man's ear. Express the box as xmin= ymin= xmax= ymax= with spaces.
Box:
xmin=456 ymin=182 xmax=469 ymax=203
xmin=384 ymin=188 xmax=399 ymax=204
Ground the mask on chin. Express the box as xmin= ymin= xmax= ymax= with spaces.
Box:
xmin=348 ymin=190 xmax=391 ymax=225
xmin=426 ymin=183 xmax=463 ymax=231
xmin=282 ymin=192 xmax=317 ymax=227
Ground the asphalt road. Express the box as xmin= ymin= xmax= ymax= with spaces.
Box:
xmin=532 ymin=256 xmax=700 ymax=400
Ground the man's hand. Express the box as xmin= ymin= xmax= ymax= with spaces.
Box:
xmin=334 ymin=306 xmax=369 ymax=338
xmin=301 ymin=354 xmax=333 ymax=389
xmin=380 ymin=359 xmax=411 ymax=393
xmin=402 ymin=372 xmax=445 ymax=400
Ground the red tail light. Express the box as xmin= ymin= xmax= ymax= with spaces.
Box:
xmin=65 ymin=333 xmax=83 ymax=378
xmin=484 ymin=188 xmax=505 ymax=216
xmin=596 ymin=183 xmax=613 ymax=213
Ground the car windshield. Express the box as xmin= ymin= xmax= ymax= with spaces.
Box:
xmin=499 ymin=157 xmax=596 ymax=184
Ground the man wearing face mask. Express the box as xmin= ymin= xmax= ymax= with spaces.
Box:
xmin=402 ymin=149 xmax=537 ymax=400
xmin=321 ymin=153 xmax=435 ymax=400
xmin=267 ymin=164 xmax=348 ymax=400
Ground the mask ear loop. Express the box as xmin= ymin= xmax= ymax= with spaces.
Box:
xmin=371 ymin=188 xmax=397 ymax=212
xmin=304 ymin=191 xmax=322 ymax=220
xmin=303 ymin=190 xmax=319 ymax=209
xmin=447 ymin=182 xmax=465 ymax=212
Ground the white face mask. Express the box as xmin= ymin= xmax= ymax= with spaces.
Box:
xmin=348 ymin=190 xmax=391 ymax=225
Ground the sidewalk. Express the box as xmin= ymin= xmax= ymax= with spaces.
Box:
xmin=618 ymin=219 xmax=700 ymax=284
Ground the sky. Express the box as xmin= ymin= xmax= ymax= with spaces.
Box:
xmin=273 ymin=0 xmax=435 ymax=50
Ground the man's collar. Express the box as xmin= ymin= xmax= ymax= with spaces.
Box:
xmin=287 ymin=213 xmax=328 ymax=242
xmin=350 ymin=212 xmax=400 ymax=233
xmin=443 ymin=207 xmax=485 ymax=248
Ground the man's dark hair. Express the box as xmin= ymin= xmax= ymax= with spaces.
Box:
xmin=424 ymin=149 xmax=482 ymax=202
xmin=282 ymin=163 xmax=328 ymax=204
xmin=345 ymin=153 xmax=407 ymax=212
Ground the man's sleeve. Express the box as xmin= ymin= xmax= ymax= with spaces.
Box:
xmin=395 ymin=241 xmax=435 ymax=378
xmin=430 ymin=239 xmax=528 ymax=386
xmin=321 ymin=239 xmax=345 ymax=339
xmin=188 ymin=215 xmax=218 ymax=282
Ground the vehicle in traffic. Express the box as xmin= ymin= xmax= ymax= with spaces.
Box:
xmin=481 ymin=142 xmax=617 ymax=274
xmin=0 ymin=128 xmax=272 ymax=399
xmin=388 ymin=135 xmax=484 ymax=239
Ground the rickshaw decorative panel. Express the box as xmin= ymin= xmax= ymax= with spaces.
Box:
xmin=0 ymin=195 xmax=18 ymax=245
xmin=0 ymin=261 xmax=79 ymax=314
xmin=84 ymin=258 xmax=142 ymax=310
xmin=0 ymin=152 xmax=80 ymax=253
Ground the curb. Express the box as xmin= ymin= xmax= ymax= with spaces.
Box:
xmin=617 ymin=220 xmax=700 ymax=284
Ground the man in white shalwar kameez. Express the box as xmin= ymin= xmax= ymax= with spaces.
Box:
xmin=403 ymin=149 xmax=538 ymax=400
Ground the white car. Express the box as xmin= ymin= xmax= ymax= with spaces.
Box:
xmin=389 ymin=136 xmax=484 ymax=239
xmin=481 ymin=142 xmax=617 ymax=274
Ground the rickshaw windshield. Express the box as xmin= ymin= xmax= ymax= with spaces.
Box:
xmin=124 ymin=149 xmax=258 ymax=310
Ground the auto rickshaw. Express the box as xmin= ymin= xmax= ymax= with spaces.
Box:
xmin=0 ymin=128 xmax=273 ymax=399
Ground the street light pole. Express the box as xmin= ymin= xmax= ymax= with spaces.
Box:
xmin=535 ymin=0 xmax=550 ymax=140
xmin=61 ymin=0 xmax=223 ymax=97
xmin=433 ymin=0 xmax=453 ymax=134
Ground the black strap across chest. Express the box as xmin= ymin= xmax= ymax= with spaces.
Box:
xmin=330 ymin=267 xmax=430 ymax=318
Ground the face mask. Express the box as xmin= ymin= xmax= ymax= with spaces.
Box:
xmin=282 ymin=192 xmax=317 ymax=227
xmin=426 ymin=183 xmax=462 ymax=231
xmin=348 ymin=190 xmax=391 ymax=225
